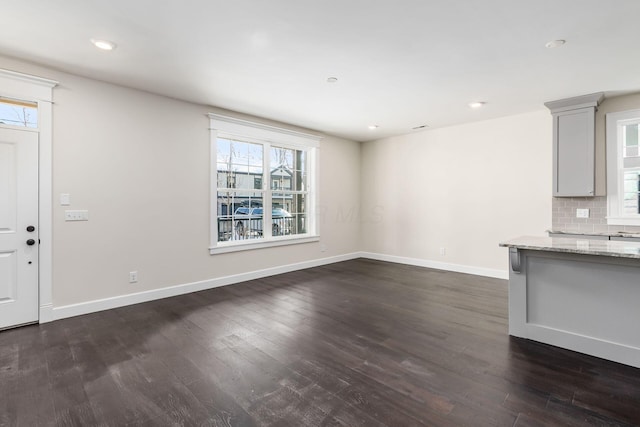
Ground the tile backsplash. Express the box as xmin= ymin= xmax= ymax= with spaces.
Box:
xmin=552 ymin=196 xmax=640 ymax=234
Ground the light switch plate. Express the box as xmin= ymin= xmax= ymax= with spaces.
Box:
xmin=576 ymin=208 xmax=590 ymax=218
xmin=60 ymin=193 xmax=70 ymax=206
xmin=64 ymin=210 xmax=89 ymax=221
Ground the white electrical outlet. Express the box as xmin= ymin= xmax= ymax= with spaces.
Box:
xmin=439 ymin=247 xmax=446 ymax=256
xmin=576 ymin=208 xmax=590 ymax=219
xmin=129 ymin=271 xmax=138 ymax=283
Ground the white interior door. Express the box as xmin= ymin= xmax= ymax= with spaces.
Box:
xmin=0 ymin=127 xmax=39 ymax=329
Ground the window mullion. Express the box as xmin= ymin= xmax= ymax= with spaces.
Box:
xmin=307 ymin=147 xmax=317 ymax=236
xmin=618 ymin=125 xmax=624 ymax=217
xmin=619 ymin=123 xmax=630 ymax=217
xmin=619 ymin=168 xmax=625 ymax=217
xmin=263 ymin=142 xmax=273 ymax=239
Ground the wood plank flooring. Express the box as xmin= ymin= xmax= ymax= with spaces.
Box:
xmin=1 ymin=258 xmax=640 ymax=426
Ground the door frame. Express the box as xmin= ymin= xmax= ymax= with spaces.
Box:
xmin=0 ymin=68 xmax=57 ymax=323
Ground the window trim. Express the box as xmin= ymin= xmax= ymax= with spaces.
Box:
xmin=208 ymin=114 xmax=321 ymax=254
xmin=606 ymin=108 xmax=640 ymax=226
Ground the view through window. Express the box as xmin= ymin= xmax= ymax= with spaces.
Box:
xmin=216 ymin=138 xmax=309 ymax=242
xmin=606 ymin=109 xmax=640 ymax=225
xmin=622 ymin=123 xmax=640 ymax=215
xmin=210 ymin=114 xmax=319 ymax=252
xmin=0 ymin=98 xmax=38 ymax=128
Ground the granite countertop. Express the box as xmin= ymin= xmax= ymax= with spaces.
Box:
xmin=547 ymin=229 xmax=640 ymax=238
xmin=500 ymin=236 xmax=640 ymax=259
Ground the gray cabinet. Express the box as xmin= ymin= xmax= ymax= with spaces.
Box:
xmin=545 ymin=93 xmax=604 ymax=197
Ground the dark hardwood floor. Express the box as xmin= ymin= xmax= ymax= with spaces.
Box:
xmin=1 ymin=258 xmax=640 ymax=426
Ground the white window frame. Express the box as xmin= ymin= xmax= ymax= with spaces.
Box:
xmin=209 ymin=114 xmax=321 ymax=254
xmin=606 ymin=109 xmax=640 ymax=226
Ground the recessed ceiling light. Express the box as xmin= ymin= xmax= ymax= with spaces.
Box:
xmin=91 ymin=39 xmax=117 ymax=51
xmin=468 ymin=101 xmax=486 ymax=109
xmin=327 ymin=77 xmax=338 ymax=83
xmin=545 ymin=39 xmax=566 ymax=49
xmin=368 ymin=125 xmax=379 ymax=130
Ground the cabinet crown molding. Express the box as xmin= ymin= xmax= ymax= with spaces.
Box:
xmin=544 ymin=92 xmax=605 ymax=114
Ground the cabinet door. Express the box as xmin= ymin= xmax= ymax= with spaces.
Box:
xmin=553 ymin=107 xmax=595 ymax=196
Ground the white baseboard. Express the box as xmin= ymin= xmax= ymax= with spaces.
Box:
xmin=48 ymin=251 xmax=506 ymax=323
xmin=358 ymin=251 xmax=509 ymax=280
xmin=39 ymin=303 xmax=53 ymax=323
xmin=50 ymin=252 xmax=361 ymax=322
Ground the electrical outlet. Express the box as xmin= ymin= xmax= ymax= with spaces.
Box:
xmin=320 ymin=244 xmax=327 ymax=252
xmin=576 ymin=208 xmax=590 ymax=219
xmin=439 ymin=247 xmax=446 ymax=256
xmin=129 ymin=271 xmax=138 ymax=283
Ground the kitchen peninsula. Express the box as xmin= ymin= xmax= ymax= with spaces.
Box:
xmin=500 ymin=236 xmax=640 ymax=368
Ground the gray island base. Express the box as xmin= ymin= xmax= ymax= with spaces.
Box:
xmin=500 ymin=236 xmax=640 ymax=369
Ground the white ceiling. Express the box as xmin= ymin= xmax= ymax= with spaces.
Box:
xmin=2 ymin=0 xmax=640 ymax=141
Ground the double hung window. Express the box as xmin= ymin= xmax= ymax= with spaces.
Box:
xmin=209 ymin=114 xmax=320 ymax=253
xmin=606 ymin=109 xmax=640 ymax=225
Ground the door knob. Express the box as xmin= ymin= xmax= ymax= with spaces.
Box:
xmin=26 ymin=225 xmax=35 ymax=232
xmin=26 ymin=239 xmax=36 ymax=246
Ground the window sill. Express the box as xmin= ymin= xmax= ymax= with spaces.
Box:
xmin=209 ymin=235 xmax=320 ymax=255
xmin=606 ymin=216 xmax=640 ymax=226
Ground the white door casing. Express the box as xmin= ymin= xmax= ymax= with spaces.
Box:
xmin=0 ymin=68 xmax=57 ymax=325
xmin=0 ymin=128 xmax=39 ymax=329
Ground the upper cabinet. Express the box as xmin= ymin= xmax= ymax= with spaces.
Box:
xmin=545 ymin=93 xmax=604 ymax=197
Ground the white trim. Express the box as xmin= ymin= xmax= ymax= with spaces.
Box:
xmin=209 ymin=127 xmax=218 ymax=248
xmin=263 ymin=145 xmax=273 ymax=238
xmin=606 ymin=109 xmax=640 ymax=226
xmin=0 ymin=69 xmax=57 ymax=324
xmin=0 ymin=69 xmax=57 ymax=102
xmin=605 ymin=216 xmax=640 ymax=226
xmin=50 ymin=252 xmax=507 ymax=322
xmin=359 ymin=252 xmax=509 ymax=279
xmin=208 ymin=113 xmax=321 ymax=148
xmin=210 ymin=113 xmax=321 ymax=253
xmin=210 ymin=235 xmax=320 ymax=254
xmin=0 ymin=69 xmax=58 ymax=88
xmin=37 ymin=98 xmax=55 ymax=322
xmin=309 ymin=147 xmax=319 ymax=237
xmin=51 ymin=252 xmax=360 ymax=321
xmin=39 ymin=303 xmax=54 ymax=323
